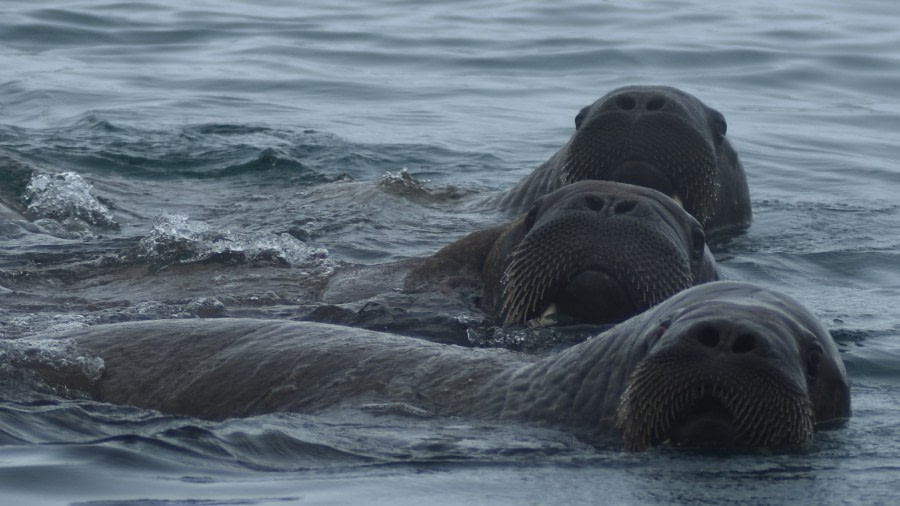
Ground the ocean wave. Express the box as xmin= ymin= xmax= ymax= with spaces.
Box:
xmin=22 ymin=171 xmax=118 ymax=230
xmin=0 ymin=337 xmax=104 ymax=400
xmin=132 ymin=210 xmax=335 ymax=274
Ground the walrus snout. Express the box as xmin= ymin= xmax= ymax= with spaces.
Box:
xmin=494 ymin=182 xmax=716 ymax=326
xmin=617 ymin=312 xmax=816 ymax=451
xmin=561 ymin=86 xmax=726 ymax=226
xmin=498 ymin=196 xmax=697 ymax=326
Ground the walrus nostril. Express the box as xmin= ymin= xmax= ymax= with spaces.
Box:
xmin=732 ymin=333 xmax=757 ymax=354
xmin=583 ymin=194 xmax=606 ymax=212
xmin=613 ymin=200 xmax=637 ymax=215
xmin=645 ymin=96 xmax=666 ymax=111
xmin=697 ymin=325 xmax=720 ymax=348
xmin=616 ymin=95 xmax=636 ymax=110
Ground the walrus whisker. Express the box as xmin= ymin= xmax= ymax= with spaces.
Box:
xmin=490 ymin=179 xmax=718 ymax=327
xmin=617 ymin=352 xmax=819 ymax=451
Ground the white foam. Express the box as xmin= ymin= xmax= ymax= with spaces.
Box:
xmin=23 ymin=171 xmax=117 ymax=228
xmin=0 ymin=337 xmax=105 ymax=385
xmin=138 ymin=211 xmax=335 ymax=273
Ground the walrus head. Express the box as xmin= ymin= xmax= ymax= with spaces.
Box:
xmin=485 ymin=180 xmax=717 ymax=326
xmin=614 ymin=285 xmax=851 ymax=451
xmin=560 ymin=85 xmax=729 ymax=227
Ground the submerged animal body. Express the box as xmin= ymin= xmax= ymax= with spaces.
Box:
xmin=407 ymin=180 xmax=718 ymax=326
xmin=496 ymin=85 xmax=751 ymax=236
xmin=36 ymin=281 xmax=848 ymax=451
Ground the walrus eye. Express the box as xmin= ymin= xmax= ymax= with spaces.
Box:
xmin=712 ymin=113 xmax=728 ymax=144
xmin=807 ymin=346 xmax=823 ymax=377
xmin=690 ymin=226 xmax=706 ymax=262
xmin=654 ymin=319 xmax=671 ymax=340
xmin=574 ymin=106 xmax=590 ymax=130
xmin=645 ymin=319 xmax=672 ymax=353
xmin=523 ymin=206 xmax=540 ymax=232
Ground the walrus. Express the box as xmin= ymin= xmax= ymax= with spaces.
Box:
xmin=495 ymin=85 xmax=751 ymax=236
xmin=404 ymin=180 xmax=718 ymax=326
xmin=29 ymin=281 xmax=849 ymax=451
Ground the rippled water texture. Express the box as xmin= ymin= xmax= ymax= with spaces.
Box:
xmin=2 ymin=0 xmax=900 ymax=504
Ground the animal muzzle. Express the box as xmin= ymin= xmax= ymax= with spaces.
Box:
xmin=615 ymin=318 xmax=814 ymax=451
xmin=536 ymin=269 xmax=638 ymax=325
xmin=560 ymin=116 xmax=719 ymax=225
xmin=498 ymin=220 xmax=694 ymax=326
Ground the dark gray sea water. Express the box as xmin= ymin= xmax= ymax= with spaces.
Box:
xmin=2 ymin=0 xmax=900 ymax=504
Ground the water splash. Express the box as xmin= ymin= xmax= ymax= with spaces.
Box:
xmin=2 ymin=314 xmax=89 ymax=339
xmin=0 ymin=337 xmax=105 ymax=397
xmin=22 ymin=171 xmax=118 ymax=229
xmin=135 ymin=211 xmax=335 ymax=275
xmin=380 ymin=167 xmax=418 ymax=185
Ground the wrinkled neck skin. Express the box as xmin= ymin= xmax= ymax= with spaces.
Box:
xmin=466 ymin=312 xmax=655 ymax=433
xmin=63 ymin=317 xmax=645 ymax=432
xmin=69 ymin=319 xmax=519 ymax=418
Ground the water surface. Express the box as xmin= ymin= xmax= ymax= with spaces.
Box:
xmin=2 ymin=0 xmax=900 ymax=504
